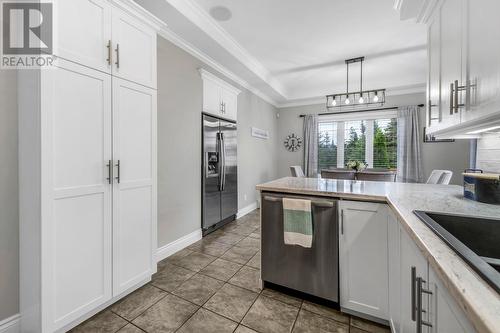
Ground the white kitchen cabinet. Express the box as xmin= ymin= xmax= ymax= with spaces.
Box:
xmin=38 ymin=59 xmax=113 ymax=332
xmin=55 ymin=0 xmax=112 ymax=73
xmin=112 ymin=77 xmax=157 ymax=295
xmin=112 ymin=9 xmax=157 ymax=89
xmin=387 ymin=209 xmax=401 ymax=332
xmin=428 ymin=267 xmax=476 ymax=333
xmin=339 ymin=201 xmax=389 ymax=320
xmin=424 ymin=0 xmax=500 ymax=136
xmin=464 ymin=0 xmax=500 ymax=123
xmin=19 ymin=2 xmax=159 ymax=332
xmin=200 ymin=69 xmax=241 ymax=121
xmin=399 ymin=228 xmax=430 ymax=333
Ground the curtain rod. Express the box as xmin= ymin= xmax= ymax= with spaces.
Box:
xmin=298 ymin=104 xmax=424 ymax=118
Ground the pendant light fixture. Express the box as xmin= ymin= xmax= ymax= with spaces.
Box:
xmin=326 ymin=56 xmax=385 ymax=109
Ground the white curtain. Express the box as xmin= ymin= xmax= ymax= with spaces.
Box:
xmin=397 ymin=106 xmax=423 ymax=183
xmin=303 ymin=115 xmax=318 ymax=177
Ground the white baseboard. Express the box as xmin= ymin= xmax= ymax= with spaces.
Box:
xmin=0 ymin=314 xmax=20 ymax=333
xmin=237 ymin=201 xmax=258 ymax=219
xmin=156 ymin=229 xmax=202 ymax=263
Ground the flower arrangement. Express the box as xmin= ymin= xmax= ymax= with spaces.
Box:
xmin=347 ymin=160 xmax=367 ymax=172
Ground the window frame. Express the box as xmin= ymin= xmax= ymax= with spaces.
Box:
xmin=318 ymin=109 xmax=397 ymax=169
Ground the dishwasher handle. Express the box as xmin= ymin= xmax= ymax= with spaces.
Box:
xmin=262 ymin=195 xmax=334 ymax=208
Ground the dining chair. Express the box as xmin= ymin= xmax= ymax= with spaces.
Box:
xmin=290 ymin=165 xmax=305 ymax=177
xmin=426 ymin=170 xmax=453 ymax=185
xmin=321 ymin=169 xmax=356 ymax=180
xmin=356 ymin=171 xmax=397 ymax=182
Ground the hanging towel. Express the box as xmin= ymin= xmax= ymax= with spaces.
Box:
xmin=283 ymin=198 xmax=313 ymax=248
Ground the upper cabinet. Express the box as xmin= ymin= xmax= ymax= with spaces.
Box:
xmin=54 ymin=0 xmax=159 ymax=89
xmin=200 ymin=69 xmax=241 ymax=122
xmin=415 ymin=0 xmax=500 ymax=137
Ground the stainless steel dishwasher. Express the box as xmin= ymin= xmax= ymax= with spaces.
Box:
xmin=261 ymin=192 xmax=339 ymax=302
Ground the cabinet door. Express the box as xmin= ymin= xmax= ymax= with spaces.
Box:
xmin=339 ymin=201 xmax=389 ymax=320
xmin=464 ymin=0 xmax=500 ymax=122
xmin=203 ymin=79 xmax=222 ymax=116
xmin=42 ymin=60 xmax=112 ymax=331
xmin=439 ymin=0 xmax=465 ymax=128
xmin=112 ymin=77 xmax=156 ymax=295
xmin=55 ymin=0 xmax=112 ymax=73
xmin=428 ymin=268 xmax=476 ymax=333
xmin=221 ymin=88 xmax=238 ymax=121
xmin=388 ymin=210 xmax=401 ymax=332
xmin=427 ymin=15 xmax=441 ymax=129
xmin=400 ymin=229 xmax=429 ymax=333
xmin=112 ymin=9 xmax=157 ymax=89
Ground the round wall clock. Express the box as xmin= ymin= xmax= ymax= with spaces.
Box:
xmin=284 ymin=134 xmax=302 ymax=152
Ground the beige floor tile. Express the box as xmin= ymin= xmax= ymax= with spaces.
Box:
xmin=293 ymin=309 xmax=349 ymax=333
xmin=151 ymin=263 xmax=196 ymax=292
xmin=261 ymin=288 xmax=302 ymax=308
xmin=110 ymin=285 xmax=166 ymax=321
xmin=203 ymin=283 xmax=259 ymax=322
xmin=228 ymin=266 xmax=262 ymax=293
xmin=174 ymin=252 xmax=217 ymax=272
xmin=350 ymin=316 xmax=391 ymax=333
xmin=199 ymin=258 xmax=243 ymax=281
xmin=246 ymin=251 xmax=261 ymax=269
xmin=301 ymin=301 xmax=350 ymax=324
xmin=242 ymin=295 xmax=299 ymax=333
xmin=70 ymin=310 xmax=127 ymax=333
xmin=132 ymin=294 xmax=198 ymax=333
xmin=116 ymin=324 xmax=144 ymax=333
xmin=221 ymin=245 xmax=258 ymax=265
xmin=172 ymin=273 xmax=224 ymax=305
xmin=177 ymin=308 xmax=238 ymax=333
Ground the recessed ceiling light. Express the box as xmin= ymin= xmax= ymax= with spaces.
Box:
xmin=210 ymin=6 xmax=232 ymax=21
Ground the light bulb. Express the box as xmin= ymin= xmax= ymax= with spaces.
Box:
xmin=373 ymin=94 xmax=379 ymax=103
xmin=345 ymin=97 xmax=350 ymax=105
xmin=359 ymin=96 xmax=364 ymax=103
xmin=332 ymin=99 xmax=337 ymax=106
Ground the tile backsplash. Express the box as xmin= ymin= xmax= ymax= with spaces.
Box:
xmin=476 ymin=133 xmax=500 ymax=172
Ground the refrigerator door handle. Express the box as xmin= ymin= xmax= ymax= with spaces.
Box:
xmin=221 ymin=132 xmax=226 ymax=191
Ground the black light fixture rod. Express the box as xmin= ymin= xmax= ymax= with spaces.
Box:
xmin=298 ymin=104 xmax=425 ymax=118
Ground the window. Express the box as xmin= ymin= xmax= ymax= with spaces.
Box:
xmin=317 ymin=111 xmax=397 ymax=172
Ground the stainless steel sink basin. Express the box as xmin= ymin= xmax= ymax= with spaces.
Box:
xmin=414 ymin=210 xmax=500 ymax=293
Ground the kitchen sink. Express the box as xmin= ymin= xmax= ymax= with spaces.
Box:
xmin=414 ymin=210 xmax=500 ymax=293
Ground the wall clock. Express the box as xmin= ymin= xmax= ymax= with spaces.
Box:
xmin=284 ymin=134 xmax=302 ymax=152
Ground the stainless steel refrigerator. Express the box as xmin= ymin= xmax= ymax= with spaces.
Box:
xmin=202 ymin=114 xmax=237 ymax=234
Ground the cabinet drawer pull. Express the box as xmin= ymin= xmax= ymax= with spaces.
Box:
xmin=106 ymin=40 xmax=112 ymax=65
xmin=449 ymin=83 xmax=454 ymax=115
xmin=263 ymin=196 xmax=281 ymax=202
xmin=311 ymin=201 xmax=334 ymax=208
xmin=411 ymin=266 xmax=417 ymax=321
xmin=106 ymin=160 xmax=112 ymax=184
xmin=115 ymin=43 xmax=120 ymax=68
xmin=454 ymin=80 xmax=459 ymax=113
xmin=115 ymin=160 xmax=121 ymax=183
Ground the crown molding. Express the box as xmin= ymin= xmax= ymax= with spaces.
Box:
xmin=199 ymin=69 xmax=241 ymax=95
xmin=393 ymin=0 xmax=440 ymax=23
xmin=158 ymin=27 xmax=280 ymax=107
xmin=164 ymin=0 xmax=289 ymax=99
xmin=110 ymin=0 xmax=167 ymax=31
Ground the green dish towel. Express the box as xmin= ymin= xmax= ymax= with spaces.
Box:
xmin=283 ymin=198 xmax=313 ymax=248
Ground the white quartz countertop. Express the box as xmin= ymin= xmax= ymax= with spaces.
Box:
xmin=256 ymin=177 xmax=500 ymax=333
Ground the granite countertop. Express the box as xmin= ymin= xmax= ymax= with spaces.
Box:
xmin=256 ymin=177 xmax=500 ymax=333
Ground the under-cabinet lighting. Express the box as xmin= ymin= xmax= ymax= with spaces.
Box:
xmin=467 ymin=126 xmax=500 ymax=134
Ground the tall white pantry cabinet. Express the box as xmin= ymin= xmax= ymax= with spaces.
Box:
xmin=18 ymin=1 xmax=162 ymax=332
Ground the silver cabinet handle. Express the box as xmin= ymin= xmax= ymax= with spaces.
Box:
xmin=115 ymin=43 xmax=120 ymax=68
xmin=449 ymin=83 xmax=454 ymax=115
xmin=454 ymin=80 xmax=459 ymax=114
xmin=411 ymin=266 xmax=417 ymax=321
xmin=312 ymin=201 xmax=334 ymax=208
xmin=340 ymin=210 xmax=344 ymax=235
xmin=115 ymin=160 xmax=121 ymax=183
xmin=106 ymin=160 xmax=112 ymax=184
xmin=106 ymin=40 xmax=112 ymax=65
xmin=416 ymin=277 xmax=433 ymax=333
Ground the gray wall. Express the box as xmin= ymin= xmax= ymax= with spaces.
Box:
xmin=276 ymin=93 xmax=470 ymax=185
xmin=476 ymin=133 xmax=500 ymax=172
xmin=0 ymin=70 xmax=19 ymax=321
xmin=157 ymin=36 xmax=278 ymax=246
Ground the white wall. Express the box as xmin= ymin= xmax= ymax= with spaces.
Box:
xmin=476 ymin=133 xmax=500 ymax=172
xmin=0 ymin=70 xmax=19 ymax=321
xmin=276 ymin=93 xmax=470 ymax=184
xmin=157 ymin=36 xmax=278 ymax=247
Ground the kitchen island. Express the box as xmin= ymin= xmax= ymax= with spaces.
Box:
xmin=256 ymin=177 xmax=500 ymax=333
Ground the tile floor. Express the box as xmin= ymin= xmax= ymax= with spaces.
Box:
xmin=71 ymin=210 xmax=391 ymax=333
